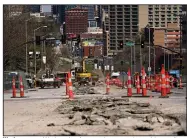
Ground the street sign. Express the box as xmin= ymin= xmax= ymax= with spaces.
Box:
xmin=148 ymin=67 xmax=151 ymax=72
xmin=43 ymin=56 xmax=46 ymax=64
xmin=125 ymin=41 xmax=135 ymax=47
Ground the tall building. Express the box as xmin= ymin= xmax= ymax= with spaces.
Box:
xmin=182 ymin=5 xmax=187 ymax=49
xmin=102 ymin=5 xmax=140 ymax=52
xmin=40 ymin=5 xmax=52 ymax=13
xmin=40 ymin=5 xmax=53 ymax=16
xmin=65 ymin=8 xmax=88 ymax=34
xmin=52 ymin=5 xmax=59 ymax=15
xmin=148 ymin=5 xmax=182 ymax=28
xmin=58 ymin=5 xmax=77 ymax=24
xmin=80 ymin=5 xmax=97 ymax=27
xmin=28 ymin=5 xmax=40 ymax=13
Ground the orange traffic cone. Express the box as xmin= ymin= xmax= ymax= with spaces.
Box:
xmin=178 ymin=76 xmax=183 ymax=89
xmin=68 ymin=72 xmax=74 ymax=100
xmin=141 ymin=67 xmax=147 ymax=96
xmin=165 ymin=72 xmax=171 ymax=94
xmin=160 ymin=64 xmax=167 ymax=97
xmin=106 ymin=74 xmax=110 ymax=94
xmin=19 ymin=76 xmax=24 ymax=97
xmin=127 ymin=68 xmax=132 ymax=97
xmin=12 ymin=76 xmax=16 ymax=98
xmin=66 ymin=74 xmax=69 ymax=95
xmin=136 ymin=74 xmax=141 ymax=94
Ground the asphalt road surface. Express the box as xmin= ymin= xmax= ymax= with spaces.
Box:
xmin=3 ymin=85 xmax=186 ymax=135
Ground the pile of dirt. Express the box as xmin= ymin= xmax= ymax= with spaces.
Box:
xmin=53 ymin=97 xmax=183 ymax=135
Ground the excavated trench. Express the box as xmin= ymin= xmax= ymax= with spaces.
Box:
xmin=50 ymin=97 xmax=186 ymax=136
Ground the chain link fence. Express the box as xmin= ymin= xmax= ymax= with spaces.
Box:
xmin=4 ymin=71 xmax=28 ymax=92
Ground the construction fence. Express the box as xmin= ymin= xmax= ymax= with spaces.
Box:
xmin=4 ymin=71 xmax=28 ymax=92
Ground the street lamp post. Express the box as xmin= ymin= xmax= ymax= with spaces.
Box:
xmin=25 ymin=17 xmax=34 ymax=74
xmin=34 ymin=26 xmax=47 ymax=76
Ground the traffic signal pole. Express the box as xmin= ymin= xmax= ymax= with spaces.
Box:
xmin=139 ymin=34 xmax=142 ymax=70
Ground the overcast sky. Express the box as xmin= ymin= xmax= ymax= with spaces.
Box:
xmin=41 ymin=5 xmax=52 ymax=12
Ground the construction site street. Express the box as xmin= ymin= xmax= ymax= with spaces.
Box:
xmin=4 ymin=84 xmax=186 ymax=135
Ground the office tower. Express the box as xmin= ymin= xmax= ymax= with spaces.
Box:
xmin=148 ymin=5 xmax=182 ymax=28
xmin=58 ymin=5 xmax=77 ymax=24
xmin=80 ymin=5 xmax=97 ymax=27
xmin=182 ymin=5 xmax=187 ymax=49
xmin=28 ymin=5 xmax=40 ymax=13
xmin=65 ymin=8 xmax=88 ymax=34
xmin=103 ymin=5 xmax=140 ymax=51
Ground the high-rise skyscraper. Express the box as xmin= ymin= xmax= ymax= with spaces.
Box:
xmin=148 ymin=5 xmax=182 ymax=28
xmin=28 ymin=5 xmax=40 ymax=13
xmin=57 ymin=5 xmax=77 ymax=24
xmin=80 ymin=5 xmax=97 ymax=27
xmin=182 ymin=5 xmax=187 ymax=49
xmin=102 ymin=5 xmax=140 ymax=52
xmin=65 ymin=8 xmax=88 ymax=34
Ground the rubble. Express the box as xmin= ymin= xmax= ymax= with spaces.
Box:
xmin=74 ymin=86 xmax=101 ymax=95
xmin=54 ymin=96 xmax=183 ymax=135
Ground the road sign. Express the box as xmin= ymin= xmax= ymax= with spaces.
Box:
xmin=148 ymin=67 xmax=151 ymax=72
xmin=125 ymin=41 xmax=135 ymax=47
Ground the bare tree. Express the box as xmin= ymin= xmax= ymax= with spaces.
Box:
xmin=3 ymin=5 xmax=59 ymax=73
xmin=60 ymin=46 xmax=69 ymax=58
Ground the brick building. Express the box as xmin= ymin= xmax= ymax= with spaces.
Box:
xmin=65 ymin=8 xmax=88 ymax=34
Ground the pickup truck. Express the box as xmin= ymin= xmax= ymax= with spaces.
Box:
xmin=39 ymin=74 xmax=61 ymax=89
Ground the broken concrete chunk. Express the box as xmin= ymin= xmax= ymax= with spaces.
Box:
xmin=73 ymin=112 xmax=83 ymax=120
xmin=73 ymin=119 xmax=86 ymax=125
xmin=103 ymin=119 xmax=113 ymax=126
xmin=163 ymin=121 xmax=172 ymax=126
xmin=157 ymin=117 xmax=164 ymax=123
xmin=151 ymin=117 xmax=158 ymax=123
xmin=47 ymin=123 xmax=55 ymax=127
xmin=134 ymin=124 xmax=154 ymax=131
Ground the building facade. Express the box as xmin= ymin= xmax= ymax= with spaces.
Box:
xmin=153 ymin=23 xmax=181 ymax=49
xmin=101 ymin=5 xmax=140 ymax=52
xmin=182 ymin=5 xmax=187 ymax=49
xmin=65 ymin=8 xmax=88 ymax=34
xmin=28 ymin=5 xmax=40 ymax=13
xmin=80 ymin=5 xmax=97 ymax=27
xmin=57 ymin=5 xmax=77 ymax=24
xmin=148 ymin=5 xmax=182 ymax=28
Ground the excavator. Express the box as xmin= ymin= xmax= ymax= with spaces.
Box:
xmin=75 ymin=57 xmax=91 ymax=85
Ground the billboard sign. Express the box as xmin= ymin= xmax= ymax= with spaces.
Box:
xmin=88 ymin=27 xmax=102 ymax=33
xmin=67 ymin=34 xmax=77 ymax=39
xmin=82 ymin=40 xmax=103 ymax=46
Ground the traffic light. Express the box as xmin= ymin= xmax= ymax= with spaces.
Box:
xmin=119 ymin=40 xmax=123 ymax=49
xmin=72 ymin=59 xmax=74 ymax=64
xmin=36 ymin=36 xmax=41 ymax=45
xmin=141 ymin=41 xmax=144 ymax=48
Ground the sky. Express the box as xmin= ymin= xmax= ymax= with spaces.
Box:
xmin=41 ymin=5 xmax=52 ymax=12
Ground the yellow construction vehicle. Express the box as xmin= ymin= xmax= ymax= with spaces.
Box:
xmin=75 ymin=57 xmax=91 ymax=85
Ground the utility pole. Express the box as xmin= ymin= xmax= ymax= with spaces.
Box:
xmin=139 ymin=34 xmax=142 ymax=70
xmin=133 ymin=39 xmax=136 ymax=74
xmin=148 ymin=26 xmax=151 ymax=77
xmin=179 ymin=15 xmax=182 ymax=75
xmin=154 ymin=47 xmax=155 ymax=75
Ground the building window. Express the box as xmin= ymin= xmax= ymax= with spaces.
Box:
xmin=183 ymin=40 xmax=186 ymax=44
xmin=183 ymin=30 xmax=186 ymax=34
